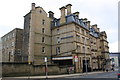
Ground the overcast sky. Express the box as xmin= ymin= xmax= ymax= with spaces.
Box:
xmin=0 ymin=0 xmax=118 ymax=52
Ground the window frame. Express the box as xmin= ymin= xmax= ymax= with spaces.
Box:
xmin=56 ymin=47 xmax=60 ymax=54
xmin=42 ymin=37 xmax=45 ymax=43
xmin=42 ymin=47 xmax=45 ymax=53
xmin=42 ymin=28 xmax=45 ymax=33
xmin=57 ymin=37 xmax=60 ymax=43
xmin=42 ymin=19 xmax=45 ymax=25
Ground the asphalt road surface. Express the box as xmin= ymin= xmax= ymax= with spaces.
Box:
xmin=65 ymin=71 xmax=118 ymax=78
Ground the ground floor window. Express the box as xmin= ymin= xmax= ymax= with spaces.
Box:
xmin=53 ymin=59 xmax=72 ymax=66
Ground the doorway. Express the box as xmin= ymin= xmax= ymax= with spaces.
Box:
xmin=83 ymin=60 xmax=91 ymax=72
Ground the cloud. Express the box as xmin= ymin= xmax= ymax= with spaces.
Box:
xmin=0 ymin=26 xmax=16 ymax=38
xmin=0 ymin=0 xmax=118 ymax=52
xmin=118 ymin=40 xmax=120 ymax=52
xmin=109 ymin=41 xmax=118 ymax=52
xmin=105 ymin=27 xmax=118 ymax=42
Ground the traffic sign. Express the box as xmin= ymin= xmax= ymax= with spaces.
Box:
xmin=74 ymin=56 xmax=78 ymax=58
xmin=45 ymin=57 xmax=47 ymax=62
xmin=74 ymin=56 xmax=78 ymax=62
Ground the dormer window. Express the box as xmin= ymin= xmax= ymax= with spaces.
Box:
xmin=55 ymin=22 xmax=56 ymax=26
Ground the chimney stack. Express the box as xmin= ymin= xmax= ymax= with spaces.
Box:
xmin=59 ymin=6 xmax=66 ymax=24
xmin=92 ymin=24 xmax=97 ymax=32
xmin=32 ymin=3 xmax=35 ymax=10
xmin=87 ymin=21 xmax=90 ymax=29
xmin=83 ymin=18 xmax=87 ymax=27
xmin=66 ymin=4 xmax=72 ymax=15
xmin=73 ymin=12 xmax=79 ymax=18
xmin=80 ymin=18 xmax=83 ymax=21
xmin=48 ymin=11 xmax=54 ymax=19
xmin=83 ymin=18 xmax=87 ymax=23
xmin=97 ymin=28 xmax=100 ymax=32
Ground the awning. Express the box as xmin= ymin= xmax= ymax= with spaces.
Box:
xmin=52 ymin=56 xmax=73 ymax=60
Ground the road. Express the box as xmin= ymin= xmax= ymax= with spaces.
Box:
xmin=65 ymin=71 xmax=118 ymax=78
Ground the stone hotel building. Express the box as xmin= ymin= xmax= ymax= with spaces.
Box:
xmin=22 ymin=3 xmax=109 ymax=72
xmin=1 ymin=3 xmax=109 ymax=72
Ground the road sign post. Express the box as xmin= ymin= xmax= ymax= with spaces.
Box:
xmin=28 ymin=56 xmax=31 ymax=80
xmin=74 ymin=56 xmax=78 ymax=73
xmin=74 ymin=56 xmax=78 ymax=62
xmin=45 ymin=57 xmax=48 ymax=79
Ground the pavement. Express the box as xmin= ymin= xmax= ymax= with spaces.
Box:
xmin=2 ymin=71 xmax=110 ymax=79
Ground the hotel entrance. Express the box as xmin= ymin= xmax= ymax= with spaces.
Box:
xmin=52 ymin=56 xmax=73 ymax=66
xmin=83 ymin=60 xmax=91 ymax=72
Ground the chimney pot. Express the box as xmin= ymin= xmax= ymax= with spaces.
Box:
xmin=59 ymin=6 xmax=66 ymax=24
xmin=83 ymin=18 xmax=87 ymax=23
xmin=59 ymin=6 xmax=66 ymax=16
xmin=92 ymin=24 xmax=97 ymax=32
xmin=66 ymin=4 xmax=72 ymax=15
xmin=87 ymin=21 xmax=90 ymax=29
xmin=48 ymin=11 xmax=54 ymax=19
xmin=97 ymin=28 xmax=100 ymax=32
xmin=32 ymin=3 xmax=35 ymax=10
xmin=94 ymin=24 xmax=97 ymax=26
xmin=66 ymin=4 xmax=72 ymax=7
xmin=59 ymin=6 xmax=66 ymax=10
xmin=73 ymin=12 xmax=79 ymax=18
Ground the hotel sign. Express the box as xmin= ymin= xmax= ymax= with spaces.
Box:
xmin=52 ymin=56 xmax=72 ymax=60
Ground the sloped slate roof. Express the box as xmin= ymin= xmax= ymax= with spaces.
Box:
xmin=90 ymin=27 xmax=99 ymax=38
xmin=51 ymin=14 xmax=99 ymax=37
